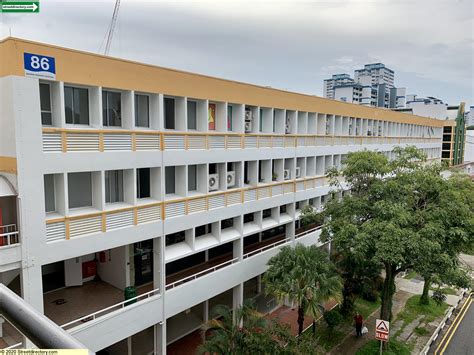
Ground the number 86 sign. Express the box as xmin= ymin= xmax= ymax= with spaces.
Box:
xmin=24 ymin=52 xmax=56 ymax=80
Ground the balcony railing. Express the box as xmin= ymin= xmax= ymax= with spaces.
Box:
xmin=60 ymin=287 xmax=161 ymax=330
xmin=45 ymin=176 xmax=329 ymax=242
xmin=42 ymin=128 xmax=440 ymax=153
xmin=165 ymin=257 xmax=239 ymax=291
xmin=0 ymin=224 xmax=20 ymax=247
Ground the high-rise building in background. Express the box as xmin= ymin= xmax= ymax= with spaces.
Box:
xmin=323 ymin=63 xmax=406 ymax=109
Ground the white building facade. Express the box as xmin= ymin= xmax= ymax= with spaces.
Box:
xmin=0 ymin=38 xmax=444 ymax=354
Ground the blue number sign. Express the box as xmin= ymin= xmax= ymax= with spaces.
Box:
xmin=24 ymin=52 xmax=56 ymax=80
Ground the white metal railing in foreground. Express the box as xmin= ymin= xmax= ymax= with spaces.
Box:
xmin=0 ymin=224 xmax=20 ymax=247
xmin=165 ymin=257 xmax=239 ymax=291
xmin=5 ymin=342 xmax=23 ymax=349
xmin=61 ymin=288 xmax=161 ymax=330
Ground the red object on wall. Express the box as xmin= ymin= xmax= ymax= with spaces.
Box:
xmin=99 ymin=251 xmax=106 ymax=263
xmin=82 ymin=260 xmax=97 ymax=279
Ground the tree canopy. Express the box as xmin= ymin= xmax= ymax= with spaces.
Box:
xmin=322 ymin=146 xmax=474 ymax=321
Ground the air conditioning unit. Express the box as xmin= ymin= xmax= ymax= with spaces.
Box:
xmin=227 ymin=171 xmax=236 ymax=188
xmin=295 ymin=167 xmax=301 ymax=178
xmin=245 ymin=120 xmax=253 ymax=133
xmin=283 ymin=169 xmax=291 ymax=180
xmin=245 ymin=110 xmax=253 ymax=121
xmin=208 ymin=174 xmax=219 ymax=191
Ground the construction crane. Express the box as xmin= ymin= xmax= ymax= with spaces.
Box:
xmin=102 ymin=0 xmax=121 ymax=55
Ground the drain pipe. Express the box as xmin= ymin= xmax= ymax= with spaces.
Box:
xmin=0 ymin=284 xmax=94 ymax=354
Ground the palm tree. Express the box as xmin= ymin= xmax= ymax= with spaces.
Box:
xmin=263 ymin=244 xmax=342 ymax=336
xmin=198 ymin=301 xmax=293 ymax=354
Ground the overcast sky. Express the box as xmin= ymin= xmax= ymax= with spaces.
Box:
xmin=1 ymin=0 xmax=473 ymax=106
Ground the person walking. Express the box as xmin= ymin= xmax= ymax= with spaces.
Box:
xmin=354 ymin=312 xmax=363 ymax=337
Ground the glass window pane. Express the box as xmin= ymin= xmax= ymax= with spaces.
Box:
xmin=44 ymin=174 xmax=56 ymax=212
xmin=137 ymin=168 xmax=151 ymax=199
xmin=68 ymin=172 xmax=92 ymax=208
xmin=103 ymin=91 xmax=121 ymax=127
xmin=135 ymin=94 xmax=149 ymax=127
xmin=102 ymin=92 xmax=107 ymax=126
xmin=64 ymin=86 xmax=74 ymax=124
xmin=75 ymin=88 xmax=89 ymax=125
xmin=188 ymin=165 xmax=197 ymax=191
xmin=164 ymin=98 xmax=175 ymax=129
xmin=105 ymin=170 xmax=124 ymax=203
xmin=40 ymin=83 xmax=51 ymax=118
xmin=187 ymin=101 xmax=197 ymax=130
xmin=165 ymin=166 xmax=175 ymax=194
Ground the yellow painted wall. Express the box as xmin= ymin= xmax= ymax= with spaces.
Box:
xmin=1 ymin=37 xmax=444 ymax=127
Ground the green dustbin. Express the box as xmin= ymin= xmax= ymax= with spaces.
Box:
xmin=124 ymin=286 xmax=137 ymax=306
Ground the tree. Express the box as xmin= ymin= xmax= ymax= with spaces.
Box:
xmin=299 ymin=205 xmax=323 ymax=228
xmin=263 ymin=244 xmax=341 ymax=336
xmin=322 ymin=147 xmax=473 ymax=325
xmin=198 ymin=302 xmax=293 ymax=355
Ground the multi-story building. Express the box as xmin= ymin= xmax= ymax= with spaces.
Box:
xmin=324 ymin=63 xmax=405 ymax=109
xmin=0 ymin=38 xmax=444 ymax=354
xmin=323 ymin=74 xmax=355 ymax=100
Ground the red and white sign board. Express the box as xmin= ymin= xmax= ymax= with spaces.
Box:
xmin=375 ymin=319 xmax=390 ymax=342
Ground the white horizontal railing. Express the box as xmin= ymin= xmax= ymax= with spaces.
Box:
xmin=165 ymin=257 xmax=239 ymax=291
xmin=0 ymin=224 xmax=20 ymax=247
xmin=243 ymin=238 xmax=291 ymax=259
xmin=60 ymin=288 xmax=161 ymax=330
xmin=5 ymin=342 xmax=23 ymax=349
xmin=294 ymin=225 xmax=323 ymax=239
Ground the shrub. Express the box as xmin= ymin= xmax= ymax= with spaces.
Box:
xmin=323 ymin=309 xmax=343 ymax=330
xmin=432 ymin=290 xmax=447 ymax=306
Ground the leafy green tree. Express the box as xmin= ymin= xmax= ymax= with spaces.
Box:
xmin=198 ymin=302 xmax=293 ymax=355
xmin=263 ymin=244 xmax=341 ymax=335
xmin=299 ymin=205 xmax=323 ymax=228
xmin=322 ymin=147 xmax=473 ymax=324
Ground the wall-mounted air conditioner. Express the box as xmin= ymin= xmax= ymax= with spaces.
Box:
xmin=283 ymin=169 xmax=291 ymax=180
xmin=227 ymin=171 xmax=236 ymax=188
xmin=209 ymin=174 xmax=219 ymax=191
xmin=245 ymin=121 xmax=253 ymax=133
xmin=295 ymin=167 xmax=301 ymax=178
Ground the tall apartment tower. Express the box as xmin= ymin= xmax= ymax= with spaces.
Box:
xmin=0 ymin=38 xmax=444 ymax=354
xmin=324 ymin=63 xmax=405 ymax=109
xmin=323 ymin=74 xmax=355 ymax=100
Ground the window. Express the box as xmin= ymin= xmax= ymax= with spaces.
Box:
xmin=221 ymin=218 xmax=234 ymax=230
xmin=135 ymin=94 xmax=149 ymax=128
xmin=188 ymin=165 xmax=197 ymax=191
xmin=280 ymin=205 xmax=287 ymax=214
xmin=40 ymin=83 xmax=52 ymax=125
xmin=44 ymin=174 xmax=55 ymax=213
xmin=166 ymin=231 xmax=185 ymax=246
xmin=227 ymin=105 xmax=233 ymax=131
xmin=68 ymin=172 xmax=92 ymax=209
xmin=105 ymin=170 xmax=124 ymax=203
xmin=65 ymin=86 xmax=89 ymax=125
xmin=262 ymin=209 xmax=272 ymax=219
xmin=164 ymin=98 xmax=175 ymax=129
xmin=243 ymin=213 xmax=254 ymax=223
xmin=103 ymin=90 xmax=122 ymax=127
xmin=187 ymin=101 xmax=197 ymax=130
xmin=165 ymin=166 xmax=175 ymax=194
xmin=137 ymin=168 xmax=151 ymax=199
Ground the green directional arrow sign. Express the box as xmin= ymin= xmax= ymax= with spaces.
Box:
xmin=0 ymin=1 xmax=40 ymax=13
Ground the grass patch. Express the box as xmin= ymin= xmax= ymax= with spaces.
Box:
xmin=394 ymin=295 xmax=448 ymax=338
xmin=430 ymin=287 xmax=457 ymax=295
xmin=301 ymin=321 xmax=345 ymax=352
xmin=414 ymin=327 xmax=429 ymax=336
xmin=356 ymin=339 xmax=411 ymax=355
xmin=403 ymin=270 xmax=418 ymax=279
xmin=354 ymin=297 xmax=381 ymax=319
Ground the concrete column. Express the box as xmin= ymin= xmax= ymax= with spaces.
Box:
xmin=257 ymin=275 xmax=262 ymax=294
xmin=203 ymin=300 xmax=209 ymax=322
xmin=232 ymin=283 xmax=243 ymax=325
xmin=154 ymin=322 xmax=166 ymax=355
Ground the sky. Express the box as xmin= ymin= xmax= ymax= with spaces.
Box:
xmin=1 ymin=0 xmax=473 ymax=106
